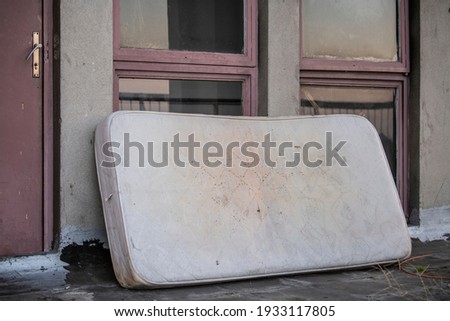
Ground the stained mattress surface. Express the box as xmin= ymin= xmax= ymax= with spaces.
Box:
xmin=95 ymin=111 xmax=411 ymax=288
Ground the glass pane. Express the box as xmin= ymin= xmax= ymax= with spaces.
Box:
xmin=119 ymin=78 xmax=243 ymax=116
xmin=300 ymin=85 xmax=397 ymax=178
xmin=120 ymin=0 xmax=244 ymax=54
xmin=302 ymin=0 xmax=398 ymax=61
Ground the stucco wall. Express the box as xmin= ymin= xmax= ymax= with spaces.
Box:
xmin=58 ymin=0 xmax=300 ymax=245
xmin=59 ymin=0 xmax=113 ymax=244
xmin=419 ymin=1 xmax=450 ymax=210
xmin=259 ymin=0 xmax=300 ymax=116
xmin=57 ymin=0 xmax=449 ymax=245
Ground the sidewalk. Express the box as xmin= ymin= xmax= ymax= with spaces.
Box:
xmin=1 ymin=239 xmax=449 ymax=301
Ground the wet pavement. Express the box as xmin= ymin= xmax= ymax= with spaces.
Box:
xmin=0 ymin=239 xmax=449 ymax=301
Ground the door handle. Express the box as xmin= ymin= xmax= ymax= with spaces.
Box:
xmin=26 ymin=43 xmax=42 ymax=61
xmin=26 ymin=32 xmax=41 ymax=78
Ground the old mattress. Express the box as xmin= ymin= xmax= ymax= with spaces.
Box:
xmin=94 ymin=111 xmax=411 ymax=289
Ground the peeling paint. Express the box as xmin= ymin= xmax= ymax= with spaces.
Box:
xmin=409 ymin=205 xmax=450 ymax=242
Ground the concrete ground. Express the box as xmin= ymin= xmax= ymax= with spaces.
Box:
xmin=0 ymin=239 xmax=449 ymax=301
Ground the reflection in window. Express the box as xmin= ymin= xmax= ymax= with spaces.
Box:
xmin=119 ymin=78 xmax=243 ymax=116
xmin=120 ymin=0 xmax=244 ymax=54
xmin=302 ymin=0 xmax=399 ymax=61
xmin=300 ymin=85 xmax=397 ymax=178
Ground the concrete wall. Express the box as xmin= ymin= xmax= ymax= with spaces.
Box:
xmin=57 ymin=0 xmax=302 ymax=246
xmin=57 ymin=0 xmax=450 ymax=245
xmin=259 ymin=0 xmax=300 ymax=116
xmin=419 ymin=0 xmax=450 ymax=210
xmin=59 ymin=0 xmax=113 ymax=245
xmin=408 ymin=0 xmax=450 ymax=240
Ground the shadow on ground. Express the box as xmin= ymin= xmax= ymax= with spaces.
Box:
xmin=1 ymin=239 xmax=449 ymax=301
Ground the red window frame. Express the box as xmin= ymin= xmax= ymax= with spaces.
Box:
xmin=113 ymin=0 xmax=258 ymax=116
xmin=299 ymin=0 xmax=410 ymax=214
xmin=299 ymin=0 xmax=409 ymax=73
xmin=300 ymin=72 xmax=408 ymax=211
xmin=113 ymin=64 xmax=257 ymax=116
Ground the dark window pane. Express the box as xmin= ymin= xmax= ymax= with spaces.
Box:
xmin=119 ymin=78 xmax=243 ymax=116
xmin=300 ymin=85 xmax=397 ymax=179
xmin=120 ymin=0 xmax=244 ymax=54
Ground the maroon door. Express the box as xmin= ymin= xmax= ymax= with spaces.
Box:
xmin=0 ymin=0 xmax=44 ymax=256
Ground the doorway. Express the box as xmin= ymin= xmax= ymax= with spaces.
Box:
xmin=0 ymin=0 xmax=53 ymax=256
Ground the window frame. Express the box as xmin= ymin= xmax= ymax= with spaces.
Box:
xmin=300 ymin=71 xmax=408 ymax=212
xmin=114 ymin=63 xmax=257 ymax=116
xmin=113 ymin=0 xmax=258 ymax=68
xmin=113 ymin=0 xmax=258 ymax=116
xmin=299 ymin=0 xmax=410 ymax=214
xmin=299 ymin=0 xmax=409 ymax=73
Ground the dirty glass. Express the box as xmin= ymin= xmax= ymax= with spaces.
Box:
xmin=119 ymin=78 xmax=243 ymax=116
xmin=302 ymin=0 xmax=399 ymax=61
xmin=120 ymin=0 xmax=244 ymax=54
xmin=300 ymin=85 xmax=397 ymax=178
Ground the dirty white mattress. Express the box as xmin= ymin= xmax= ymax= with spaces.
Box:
xmin=95 ymin=111 xmax=411 ymax=289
